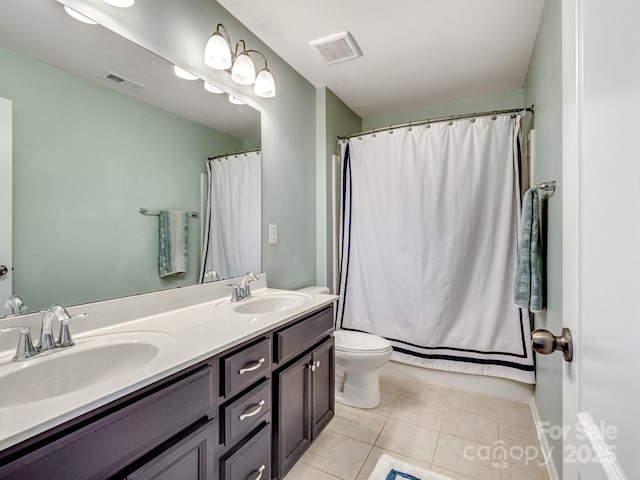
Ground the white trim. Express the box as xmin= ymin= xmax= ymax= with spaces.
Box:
xmin=315 ymin=87 xmax=328 ymax=287
xmin=576 ymin=412 xmax=628 ymax=480
xmin=530 ymin=398 xmax=560 ymax=480
xmin=0 ymin=98 xmax=12 ymax=317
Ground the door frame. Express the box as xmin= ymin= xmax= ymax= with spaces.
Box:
xmin=0 ymin=98 xmax=12 ymax=317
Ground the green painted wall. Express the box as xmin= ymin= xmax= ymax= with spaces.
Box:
xmin=314 ymin=87 xmax=361 ymax=291
xmin=524 ymin=0 xmax=564 ymax=474
xmin=363 ymin=89 xmax=526 ymax=130
xmin=0 ymin=46 xmax=243 ymax=311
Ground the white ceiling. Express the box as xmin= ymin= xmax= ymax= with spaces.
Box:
xmin=0 ymin=0 xmax=261 ymax=140
xmin=218 ymin=0 xmax=545 ymax=118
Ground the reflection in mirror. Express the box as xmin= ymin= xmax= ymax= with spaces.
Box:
xmin=0 ymin=1 xmax=261 ymax=315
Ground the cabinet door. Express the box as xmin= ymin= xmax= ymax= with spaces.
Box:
xmin=311 ymin=337 xmax=335 ymax=439
xmin=127 ymin=420 xmax=215 ymax=480
xmin=274 ymin=353 xmax=312 ymax=478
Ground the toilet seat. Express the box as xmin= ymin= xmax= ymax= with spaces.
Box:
xmin=335 ymin=330 xmax=392 ymax=354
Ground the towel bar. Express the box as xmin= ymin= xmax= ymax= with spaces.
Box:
xmin=139 ymin=208 xmax=199 ymax=218
xmin=534 ymin=180 xmax=556 ymax=193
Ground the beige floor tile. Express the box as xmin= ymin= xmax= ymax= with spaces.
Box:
xmin=390 ymin=395 xmax=444 ymax=430
xmin=498 ymin=418 xmax=540 ymax=448
xmin=442 ymin=408 xmax=499 ymax=445
xmin=326 ymin=405 xmax=387 ymax=444
xmin=374 ymin=418 xmax=439 ymax=464
xmin=284 ymin=461 xmax=342 ymax=480
xmin=497 ymin=399 xmax=534 ymax=428
xmin=301 ymin=430 xmax=372 ymax=480
xmin=500 ymin=459 xmax=550 ymax=480
xmin=355 ymin=446 xmax=431 ymax=480
xmin=402 ymin=381 xmax=450 ymax=403
xmin=447 ymin=389 xmax=498 ymax=419
xmin=430 ymin=465 xmax=476 ymax=480
xmin=432 ymin=432 xmax=501 ymax=480
xmin=379 ymin=374 xmax=408 ymax=395
xmin=338 ymin=391 xmax=401 ymax=417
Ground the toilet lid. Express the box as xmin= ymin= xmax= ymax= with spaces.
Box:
xmin=334 ymin=330 xmax=392 ymax=353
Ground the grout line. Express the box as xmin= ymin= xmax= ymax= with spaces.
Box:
xmin=352 ymin=444 xmax=375 ymax=480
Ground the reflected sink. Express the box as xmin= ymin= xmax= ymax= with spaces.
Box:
xmin=0 ymin=331 xmax=174 ymax=407
xmin=217 ymin=292 xmax=312 ymax=315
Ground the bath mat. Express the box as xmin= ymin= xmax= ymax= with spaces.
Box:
xmin=367 ymin=454 xmax=454 ymax=480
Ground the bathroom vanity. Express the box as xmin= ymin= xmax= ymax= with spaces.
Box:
xmin=0 ymin=285 xmax=336 ymax=480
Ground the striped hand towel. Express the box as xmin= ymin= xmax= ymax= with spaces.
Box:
xmin=159 ymin=210 xmax=188 ymax=277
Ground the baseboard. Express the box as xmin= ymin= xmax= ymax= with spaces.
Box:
xmin=380 ymin=360 xmax=533 ymax=402
xmin=530 ymin=398 xmax=561 ymax=480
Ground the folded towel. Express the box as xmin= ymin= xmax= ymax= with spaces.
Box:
xmin=514 ymin=188 xmax=543 ymax=312
xmin=159 ymin=210 xmax=188 ymax=277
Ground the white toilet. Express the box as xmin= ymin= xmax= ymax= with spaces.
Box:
xmin=297 ymin=286 xmax=393 ymax=409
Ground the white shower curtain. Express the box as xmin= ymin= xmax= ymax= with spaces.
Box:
xmin=200 ymin=151 xmax=261 ymax=281
xmin=337 ymin=115 xmax=535 ymax=384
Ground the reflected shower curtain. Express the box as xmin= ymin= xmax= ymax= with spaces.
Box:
xmin=200 ymin=151 xmax=261 ymax=281
xmin=337 ymin=115 xmax=535 ymax=383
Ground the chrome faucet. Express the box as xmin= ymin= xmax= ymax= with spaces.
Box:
xmin=3 ymin=295 xmax=27 ymax=317
xmin=203 ymin=270 xmax=220 ymax=283
xmin=239 ymin=272 xmax=259 ymax=299
xmin=227 ymin=272 xmax=259 ymax=303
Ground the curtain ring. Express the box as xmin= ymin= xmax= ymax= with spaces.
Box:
xmin=470 ymin=118 xmax=476 ymax=123
xmin=448 ymin=120 xmax=453 ymax=126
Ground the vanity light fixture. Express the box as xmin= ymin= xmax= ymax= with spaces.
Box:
xmin=204 ymin=81 xmax=224 ymax=94
xmin=228 ymin=95 xmax=246 ymax=105
xmin=204 ymin=23 xmax=276 ymax=98
xmin=63 ymin=6 xmax=98 ymax=24
xmin=101 ymin=0 xmax=135 ymax=7
xmin=173 ymin=65 xmax=199 ymax=81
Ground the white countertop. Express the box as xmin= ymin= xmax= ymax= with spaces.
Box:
xmin=0 ymin=287 xmax=337 ymax=452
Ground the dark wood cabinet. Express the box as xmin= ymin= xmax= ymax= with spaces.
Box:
xmin=126 ymin=419 xmax=216 ymax=480
xmin=0 ymin=303 xmax=335 ymax=480
xmin=274 ymin=336 xmax=335 ymax=479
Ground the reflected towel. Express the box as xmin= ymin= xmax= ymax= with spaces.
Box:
xmin=514 ymin=188 xmax=543 ymax=312
xmin=159 ymin=210 xmax=188 ymax=277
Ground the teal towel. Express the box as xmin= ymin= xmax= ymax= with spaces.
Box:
xmin=159 ymin=210 xmax=188 ymax=277
xmin=514 ymin=188 xmax=543 ymax=312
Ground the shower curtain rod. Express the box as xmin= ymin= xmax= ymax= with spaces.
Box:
xmin=207 ymin=147 xmax=261 ymax=162
xmin=337 ymin=105 xmax=534 ymax=140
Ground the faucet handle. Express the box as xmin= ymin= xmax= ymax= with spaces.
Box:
xmin=227 ymin=284 xmax=240 ymax=303
xmin=57 ymin=312 xmax=88 ymax=348
xmin=0 ymin=326 xmax=37 ymax=362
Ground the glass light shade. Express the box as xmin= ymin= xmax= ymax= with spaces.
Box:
xmin=101 ymin=0 xmax=135 ymax=7
xmin=231 ymin=53 xmax=256 ymax=85
xmin=254 ymin=69 xmax=276 ymax=98
xmin=204 ymin=82 xmax=224 ymax=94
xmin=63 ymin=6 xmax=97 ymax=24
xmin=228 ymin=95 xmax=246 ymax=105
xmin=173 ymin=65 xmax=198 ymax=81
xmin=204 ymin=33 xmax=232 ymax=70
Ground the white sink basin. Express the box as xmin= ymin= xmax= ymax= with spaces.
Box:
xmin=217 ymin=292 xmax=312 ymax=315
xmin=0 ymin=331 xmax=174 ymax=407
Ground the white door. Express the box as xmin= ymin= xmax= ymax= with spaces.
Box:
xmin=562 ymin=1 xmax=638 ymax=478
xmin=0 ymin=98 xmax=12 ymax=317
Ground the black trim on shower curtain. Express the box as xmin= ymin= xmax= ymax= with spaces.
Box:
xmin=336 ymin=116 xmax=533 ymax=371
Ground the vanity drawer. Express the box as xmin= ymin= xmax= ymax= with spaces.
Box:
xmin=274 ymin=306 xmax=333 ymax=365
xmin=221 ymin=379 xmax=271 ymax=446
xmin=220 ymin=423 xmax=271 ymax=480
xmin=221 ymin=337 xmax=272 ymax=399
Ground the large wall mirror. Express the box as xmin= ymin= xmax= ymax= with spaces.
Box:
xmin=0 ymin=0 xmax=262 ymax=314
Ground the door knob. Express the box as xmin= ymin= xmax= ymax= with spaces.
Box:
xmin=531 ymin=327 xmax=573 ymax=362
xmin=0 ymin=265 xmax=8 ymax=277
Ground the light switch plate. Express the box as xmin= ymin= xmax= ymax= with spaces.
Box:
xmin=269 ymin=224 xmax=278 ymax=244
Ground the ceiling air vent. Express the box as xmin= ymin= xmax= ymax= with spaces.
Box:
xmin=99 ymin=72 xmax=145 ymax=92
xmin=310 ymin=31 xmax=362 ymax=65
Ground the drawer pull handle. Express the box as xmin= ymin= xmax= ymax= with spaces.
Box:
xmin=251 ymin=465 xmax=266 ymax=480
xmin=239 ymin=357 xmax=266 ymax=375
xmin=239 ymin=400 xmax=266 ymax=421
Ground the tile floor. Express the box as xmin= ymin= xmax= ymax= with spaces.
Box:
xmin=284 ymin=375 xmax=550 ymax=480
